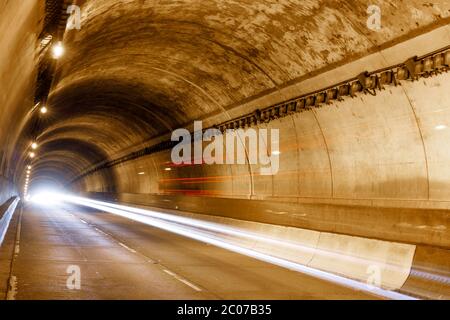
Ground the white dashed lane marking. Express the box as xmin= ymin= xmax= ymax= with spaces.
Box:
xmin=163 ymin=269 xmax=202 ymax=292
xmin=72 ymin=211 xmax=204 ymax=293
xmin=118 ymin=242 xmax=137 ymax=253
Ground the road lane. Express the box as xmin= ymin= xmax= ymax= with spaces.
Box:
xmin=63 ymin=204 xmax=378 ymax=300
xmin=9 ymin=204 xmax=214 ymax=299
xmin=7 ymin=203 xmax=380 ymax=299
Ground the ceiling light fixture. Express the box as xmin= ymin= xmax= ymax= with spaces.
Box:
xmin=52 ymin=41 xmax=65 ymax=59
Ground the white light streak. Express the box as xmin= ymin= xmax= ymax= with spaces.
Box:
xmin=29 ymin=192 xmax=419 ymax=300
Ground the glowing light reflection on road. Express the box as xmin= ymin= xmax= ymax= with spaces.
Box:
xmin=30 ymin=192 xmax=417 ymax=300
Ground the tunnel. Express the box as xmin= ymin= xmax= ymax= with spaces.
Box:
xmin=0 ymin=0 xmax=449 ymax=302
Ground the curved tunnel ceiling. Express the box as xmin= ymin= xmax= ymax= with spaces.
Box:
xmin=21 ymin=0 xmax=449 ymax=188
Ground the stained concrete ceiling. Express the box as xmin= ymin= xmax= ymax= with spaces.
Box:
xmin=7 ymin=0 xmax=450 ymax=187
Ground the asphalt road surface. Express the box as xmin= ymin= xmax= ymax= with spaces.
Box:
xmin=6 ymin=203 xmax=378 ymax=300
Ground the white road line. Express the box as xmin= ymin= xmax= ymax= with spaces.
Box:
xmin=14 ymin=244 xmax=19 ymax=255
xmin=6 ymin=276 xmax=17 ymax=300
xmin=68 ymin=210 xmax=203 ymax=294
xmin=94 ymin=227 xmax=108 ymax=236
xmin=118 ymin=242 xmax=137 ymax=253
xmin=163 ymin=269 xmax=202 ymax=292
xmin=6 ymin=207 xmax=23 ymax=300
xmin=14 ymin=213 xmax=22 ymax=256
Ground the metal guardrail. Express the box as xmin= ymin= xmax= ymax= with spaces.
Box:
xmin=70 ymin=46 xmax=450 ymax=184
xmin=0 ymin=198 xmax=20 ymax=247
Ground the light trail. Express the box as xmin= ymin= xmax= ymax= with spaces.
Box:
xmin=65 ymin=197 xmax=411 ymax=275
xmin=66 ymin=196 xmax=434 ymax=286
xmin=30 ymin=192 xmax=417 ymax=300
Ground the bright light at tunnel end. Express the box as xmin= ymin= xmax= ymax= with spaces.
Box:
xmin=29 ymin=191 xmax=68 ymax=206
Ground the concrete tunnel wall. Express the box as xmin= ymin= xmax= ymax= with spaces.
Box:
xmin=71 ymin=25 xmax=450 ymax=296
xmin=0 ymin=0 xmax=447 ymax=249
xmin=74 ymin=25 xmax=450 ymax=249
xmin=0 ymin=0 xmax=448 ymax=298
xmin=79 ymin=71 xmax=450 ymax=205
xmin=0 ymin=0 xmax=43 ymax=204
xmin=77 ymin=71 xmax=450 ymax=249
xmin=33 ymin=0 xmax=450 ymax=191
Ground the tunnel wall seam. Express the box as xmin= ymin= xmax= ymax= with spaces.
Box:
xmin=401 ymin=87 xmax=431 ymax=200
xmin=311 ymin=110 xmax=334 ymax=198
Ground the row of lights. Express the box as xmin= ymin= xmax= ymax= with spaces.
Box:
xmin=23 ymin=165 xmax=32 ymax=198
xmin=33 ymin=42 xmax=64 ymax=117
xmin=25 ymin=141 xmax=38 ymax=196
xmin=25 ymin=41 xmax=65 ymax=196
xmin=29 ymin=141 xmax=38 ymax=159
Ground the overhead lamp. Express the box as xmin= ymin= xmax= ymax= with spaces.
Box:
xmin=29 ymin=152 xmax=35 ymax=158
xmin=28 ymin=165 xmax=32 ymax=169
xmin=31 ymin=142 xmax=38 ymax=150
xmin=52 ymin=41 xmax=65 ymax=59
xmin=40 ymin=106 xmax=48 ymax=114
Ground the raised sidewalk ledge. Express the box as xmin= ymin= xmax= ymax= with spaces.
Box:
xmin=89 ymin=192 xmax=450 ymax=249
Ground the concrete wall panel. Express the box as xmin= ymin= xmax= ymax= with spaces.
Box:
xmin=292 ymin=111 xmax=332 ymax=198
xmin=315 ymin=85 xmax=428 ymax=200
xmin=402 ymin=73 xmax=450 ymax=200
